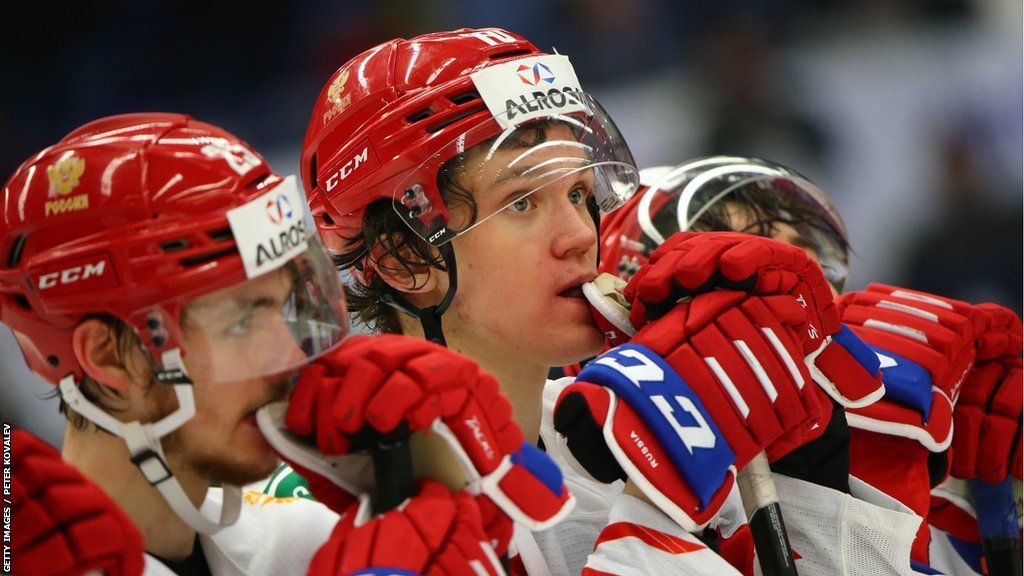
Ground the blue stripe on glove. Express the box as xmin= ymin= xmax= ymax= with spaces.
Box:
xmin=578 ymin=343 xmax=736 ymax=507
xmin=869 ymin=343 xmax=934 ymax=420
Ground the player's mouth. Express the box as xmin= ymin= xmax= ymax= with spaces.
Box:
xmin=557 ymin=273 xmax=596 ymax=299
xmin=242 ymin=411 xmax=259 ymax=427
xmin=558 ymin=285 xmax=585 ymax=299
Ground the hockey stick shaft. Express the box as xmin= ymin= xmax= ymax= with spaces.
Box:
xmin=371 ymin=421 xmax=415 ymax=513
xmin=738 ymin=451 xmax=799 ymax=576
xmin=368 ymin=297 xmax=449 ymax=513
xmin=969 ymin=477 xmax=1022 ymax=576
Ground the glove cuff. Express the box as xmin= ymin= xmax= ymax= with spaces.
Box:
xmin=563 ymin=344 xmax=739 ymax=531
xmin=583 ymin=273 xmax=635 ymax=347
xmin=431 ymin=420 xmax=576 ymax=532
xmin=806 ymin=326 xmax=886 ymax=409
xmin=846 ymin=393 xmax=954 ymax=452
xmin=256 ymin=400 xmax=369 ymax=497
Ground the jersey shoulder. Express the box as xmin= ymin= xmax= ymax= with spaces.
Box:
xmin=200 ymin=486 xmax=339 ymax=576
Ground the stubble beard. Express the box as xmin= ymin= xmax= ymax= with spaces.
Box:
xmin=151 ymin=379 xmax=286 ymax=488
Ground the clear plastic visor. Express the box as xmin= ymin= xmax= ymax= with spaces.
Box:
xmin=644 ymin=167 xmax=849 ymax=290
xmin=175 ymin=240 xmax=349 ymax=386
xmin=395 ymin=92 xmax=638 ymax=246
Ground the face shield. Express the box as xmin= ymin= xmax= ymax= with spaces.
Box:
xmin=394 ymin=55 xmax=638 ymax=247
xmin=169 ymin=176 xmax=349 ymax=386
xmin=176 ymin=242 xmax=348 ymax=386
xmin=643 ymin=164 xmax=850 ymax=291
xmin=54 ymin=175 xmax=350 ymax=536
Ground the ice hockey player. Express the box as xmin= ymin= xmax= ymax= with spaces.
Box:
xmin=3 ymin=112 xmax=579 ymax=576
xmin=0 ymin=112 xmax=351 ymax=575
xmin=290 ymin=27 xmax=930 ymax=575
xmin=597 ymin=156 xmax=1021 ymax=575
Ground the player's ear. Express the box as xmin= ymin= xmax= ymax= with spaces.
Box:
xmin=72 ymin=318 xmax=139 ymax=393
xmin=369 ymin=233 xmax=444 ymax=301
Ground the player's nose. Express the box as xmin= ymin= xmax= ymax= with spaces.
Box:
xmin=551 ymin=201 xmax=597 ymax=260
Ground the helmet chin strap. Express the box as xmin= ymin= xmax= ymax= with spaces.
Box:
xmin=59 ymin=347 xmax=241 ymax=535
xmin=587 ymin=194 xmax=601 ymax=267
xmin=381 ymin=242 xmax=458 ymax=347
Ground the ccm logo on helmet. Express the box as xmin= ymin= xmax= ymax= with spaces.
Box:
xmin=427 ymin=227 xmax=448 ymax=244
xmin=323 ymin=142 xmax=380 ymax=194
xmin=37 ymin=260 xmax=107 ymax=290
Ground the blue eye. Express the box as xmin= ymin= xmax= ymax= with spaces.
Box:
xmin=508 ymin=196 xmax=534 ymax=213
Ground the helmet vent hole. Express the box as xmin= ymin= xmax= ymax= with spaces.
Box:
xmin=489 ymin=49 xmax=531 ymax=60
xmin=160 ymin=239 xmax=189 ymax=252
xmin=406 ymin=109 xmax=434 ymax=124
xmin=308 ymin=153 xmax=319 ymax=189
xmin=208 ymin=227 xmax=234 ymax=243
xmin=245 ymin=174 xmax=272 ymax=190
xmin=46 ymin=355 xmax=59 ymax=367
xmin=319 ymin=212 xmax=335 ymax=226
xmin=13 ymin=294 xmax=30 ymax=311
xmin=6 ymin=235 xmax=27 ymax=267
xmin=426 ymin=105 xmax=486 ymax=134
xmin=448 ymin=91 xmax=480 ymax=105
xmin=180 ymin=247 xmax=234 ymax=268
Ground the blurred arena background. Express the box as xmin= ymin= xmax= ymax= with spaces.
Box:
xmin=2 ymin=0 xmax=1020 ymax=447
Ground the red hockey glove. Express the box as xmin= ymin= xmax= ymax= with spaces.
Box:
xmin=257 ymin=334 xmax=573 ymax=531
xmin=555 ymin=291 xmax=823 ymax=531
xmin=309 ymin=480 xmax=508 ymax=576
xmin=11 ymin=428 xmax=145 ymax=576
xmin=838 ymin=284 xmax=984 ymax=401
xmin=625 ymin=232 xmax=837 ymax=352
xmin=838 ymin=285 xmax=986 ymax=453
xmin=619 ymin=232 xmax=883 ymax=408
xmin=837 ymin=285 xmax=986 ymax=562
xmin=951 ymin=303 xmax=1023 ymax=482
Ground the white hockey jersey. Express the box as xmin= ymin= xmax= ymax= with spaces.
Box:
xmin=527 ymin=377 xmax=938 ymax=576
xmin=241 ymin=377 xmax=940 ymax=575
xmin=142 ymin=488 xmax=338 ymax=575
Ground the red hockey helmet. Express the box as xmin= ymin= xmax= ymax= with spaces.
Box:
xmin=0 ymin=113 xmax=349 ymax=534
xmin=599 ymin=156 xmax=850 ymax=290
xmin=1 ymin=112 xmax=348 ymax=385
xmin=1 ymin=113 xmax=348 ymax=387
xmin=302 ymin=27 xmax=638 ymax=258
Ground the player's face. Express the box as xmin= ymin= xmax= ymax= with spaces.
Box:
xmin=442 ymin=123 xmax=605 ymax=367
xmin=724 ymin=202 xmax=838 ymax=297
xmin=164 ymin=268 xmax=301 ymax=485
